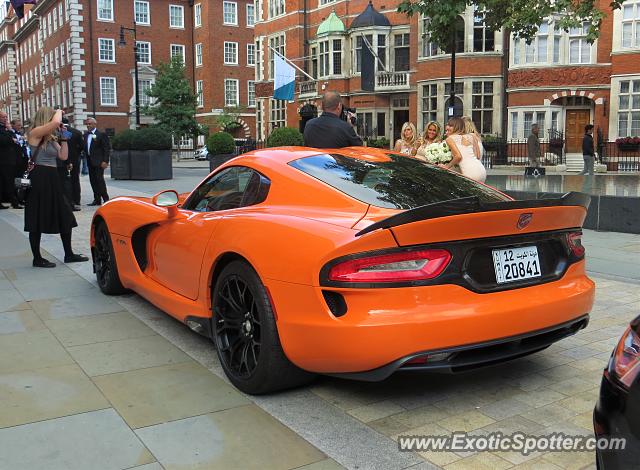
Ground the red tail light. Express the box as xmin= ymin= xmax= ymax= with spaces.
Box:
xmin=328 ymin=249 xmax=451 ymax=283
xmin=566 ymin=231 xmax=585 ymax=258
xmin=609 ymin=326 xmax=640 ymax=388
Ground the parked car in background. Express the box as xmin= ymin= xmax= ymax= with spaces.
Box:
xmin=195 ymin=147 xmax=208 ymax=160
xmin=594 ymin=314 xmax=639 ymax=469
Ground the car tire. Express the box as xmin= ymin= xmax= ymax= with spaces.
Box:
xmin=212 ymin=260 xmax=315 ymax=394
xmin=93 ymin=221 xmax=128 ymax=295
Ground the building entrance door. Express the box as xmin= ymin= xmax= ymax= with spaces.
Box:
xmin=393 ymin=110 xmax=409 ymax=143
xmin=565 ymin=110 xmax=591 ymax=153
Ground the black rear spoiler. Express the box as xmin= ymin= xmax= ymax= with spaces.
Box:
xmin=355 ymin=191 xmax=591 ymax=237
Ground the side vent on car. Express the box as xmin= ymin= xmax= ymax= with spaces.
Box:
xmin=322 ymin=290 xmax=347 ymax=318
xmin=131 ymin=225 xmax=156 ymax=272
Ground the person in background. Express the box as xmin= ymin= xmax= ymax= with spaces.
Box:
xmin=25 ymin=107 xmax=88 ymax=268
xmin=84 ymin=117 xmax=110 ymax=206
xmin=394 ymin=122 xmax=418 ymax=156
xmin=415 ymin=121 xmax=442 ymax=161
xmin=0 ymin=112 xmax=22 ymax=209
xmin=581 ymin=124 xmax=595 ymax=175
xmin=527 ymin=123 xmax=542 ymax=167
xmin=62 ymin=117 xmax=83 ymax=210
xmin=303 ymin=91 xmax=363 ymax=149
xmin=443 ymin=117 xmax=487 ymax=183
xmin=462 ymin=116 xmax=484 ymax=161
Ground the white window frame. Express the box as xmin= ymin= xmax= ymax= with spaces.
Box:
xmin=195 ymin=43 xmax=203 ymax=66
xmin=268 ymin=0 xmax=285 ymax=19
xmin=170 ymin=44 xmax=186 ymax=64
xmin=194 ymin=3 xmax=202 ymax=27
xmin=136 ymin=41 xmax=152 ymax=65
xmin=58 ymin=3 xmax=63 ymax=26
xmin=617 ymin=79 xmax=640 ymax=137
xmin=196 ymin=80 xmax=204 ymax=107
xmin=223 ymin=1 xmax=238 ymax=26
xmin=60 ymin=44 xmax=65 ymax=67
xmin=97 ymin=0 xmax=114 ymax=22
xmin=248 ymin=80 xmax=256 ymax=107
xmin=169 ymin=4 xmax=184 ymax=28
xmin=247 ymin=43 xmax=256 ymax=66
xmin=138 ymin=78 xmax=153 ymax=107
xmin=98 ymin=38 xmax=115 ymax=63
xmin=621 ymin=1 xmax=640 ymax=49
xmin=319 ymin=0 xmax=337 ymax=5
xmin=224 ymin=41 xmax=238 ymax=65
xmin=99 ymin=77 xmax=117 ymax=106
xmin=569 ymin=23 xmax=592 ymax=64
xmin=134 ymin=1 xmax=150 ymax=26
xmin=224 ymin=78 xmax=239 ymax=106
xmin=246 ymin=3 xmax=255 ymax=27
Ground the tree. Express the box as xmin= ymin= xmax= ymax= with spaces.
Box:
xmin=398 ymin=0 xmax=625 ymax=48
xmin=144 ymin=56 xmax=204 ymax=147
xmin=213 ymin=106 xmax=246 ymax=133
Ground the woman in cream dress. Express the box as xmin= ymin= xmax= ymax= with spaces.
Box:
xmin=441 ymin=117 xmax=486 ymax=183
xmin=394 ymin=122 xmax=418 ymax=156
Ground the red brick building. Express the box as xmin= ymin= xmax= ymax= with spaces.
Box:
xmin=254 ymin=0 xmax=640 ymax=156
xmin=0 ymin=0 xmax=256 ymax=138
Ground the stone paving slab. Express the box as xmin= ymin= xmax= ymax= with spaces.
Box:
xmin=0 ymin=409 xmax=155 ymax=470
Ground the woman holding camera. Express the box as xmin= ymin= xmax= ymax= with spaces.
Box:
xmin=25 ymin=107 xmax=88 ymax=268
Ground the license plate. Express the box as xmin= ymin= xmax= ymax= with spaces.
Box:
xmin=492 ymin=246 xmax=541 ymax=284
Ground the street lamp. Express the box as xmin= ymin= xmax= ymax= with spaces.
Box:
xmin=119 ymin=23 xmax=140 ymax=128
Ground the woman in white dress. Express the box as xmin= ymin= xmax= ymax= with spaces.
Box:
xmin=394 ymin=122 xmax=418 ymax=156
xmin=441 ymin=117 xmax=487 ymax=183
xmin=415 ymin=121 xmax=442 ymax=162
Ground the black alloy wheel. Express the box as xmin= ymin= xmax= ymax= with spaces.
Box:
xmin=212 ymin=261 xmax=315 ymax=394
xmin=94 ymin=222 xmax=127 ymax=295
xmin=214 ymin=274 xmax=261 ymax=378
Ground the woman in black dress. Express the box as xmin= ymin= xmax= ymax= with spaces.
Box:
xmin=25 ymin=107 xmax=88 ymax=268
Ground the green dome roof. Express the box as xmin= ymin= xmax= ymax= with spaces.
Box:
xmin=317 ymin=10 xmax=345 ymax=36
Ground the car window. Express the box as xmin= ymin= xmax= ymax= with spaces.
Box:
xmin=183 ymin=166 xmax=270 ymax=212
xmin=289 ymin=153 xmax=509 ymax=210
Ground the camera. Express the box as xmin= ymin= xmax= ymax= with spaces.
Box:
xmin=341 ymin=106 xmax=357 ymax=126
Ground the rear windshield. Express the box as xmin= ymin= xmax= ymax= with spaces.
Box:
xmin=289 ymin=153 xmax=509 ymax=209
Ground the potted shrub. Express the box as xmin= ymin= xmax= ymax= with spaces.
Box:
xmin=615 ymin=136 xmax=640 ymax=152
xmin=266 ymin=127 xmax=304 ymax=147
xmin=207 ymin=132 xmax=236 ymax=172
xmin=110 ymin=129 xmax=136 ymax=180
xmin=367 ymin=137 xmax=390 ymax=149
xmin=481 ymin=134 xmax=503 ymax=152
xmin=129 ymin=127 xmax=173 ymax=180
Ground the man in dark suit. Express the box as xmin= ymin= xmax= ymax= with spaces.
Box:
xmin=581 ymin=124 xmax=595 ymax=176
xmin=62 ymin=118 xmax=84 ymax=210
xmin=303 ymin=91 xmax=363 ymax=149
xmin=0 ymin=112 xmax=21 ymax=209
xmin=84 ymin=117 xmax=110 ymax=205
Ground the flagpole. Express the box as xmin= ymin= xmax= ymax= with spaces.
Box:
xmin=268 ymin=46 xmax=315 ymax=82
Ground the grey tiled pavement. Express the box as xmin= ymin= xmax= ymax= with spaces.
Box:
xmin=0 ymin=171 xmax=638 ymax=469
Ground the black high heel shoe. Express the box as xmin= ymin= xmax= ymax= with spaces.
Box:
xmin=33 ymin=258 xmax=56 ymax=268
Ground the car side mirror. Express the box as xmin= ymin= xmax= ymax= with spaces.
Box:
xmin=152 ymin=190 xmax=179 ymax=217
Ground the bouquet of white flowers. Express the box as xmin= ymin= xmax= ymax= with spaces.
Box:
xmin=423 ymin=142 xmax=452 ymax=164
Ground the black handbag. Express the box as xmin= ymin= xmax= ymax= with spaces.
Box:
xmin=14 ymin=139 xmax=43 ymax=195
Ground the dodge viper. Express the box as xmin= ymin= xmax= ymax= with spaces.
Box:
xmin=91 ymin=147 xmax=595 ymax=394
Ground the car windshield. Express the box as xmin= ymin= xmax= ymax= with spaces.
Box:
xmin=289 ymin=153 xmax=509 ymax=209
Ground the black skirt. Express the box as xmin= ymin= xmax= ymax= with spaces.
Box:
xmin=24 ymin=165 xmax=77 ymax=234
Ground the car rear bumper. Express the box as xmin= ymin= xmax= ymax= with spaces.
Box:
xmin=267 ymin=261 xmax=595 ymax=374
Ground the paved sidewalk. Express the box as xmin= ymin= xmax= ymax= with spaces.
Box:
xmin=0 ymin=174 xmax=638 ymax=470
xmin=0 ymin=218 xmax=341 ymax=470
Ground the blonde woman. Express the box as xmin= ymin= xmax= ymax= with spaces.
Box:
xmin=442 ymin=117 xmax=486 ymax=182
xmin=25 ymin=107 xmax=88 ymax=268
xmin=415 ymin=121 xmax=442 ymax=161
xmin=394 ymin=122 xmax=418 ymax=156
xmin=462 ymin=116 xmax=484 ymax=160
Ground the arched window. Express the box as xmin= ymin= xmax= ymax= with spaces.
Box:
xmin=445 ymin=96 xmax=463 ymax=118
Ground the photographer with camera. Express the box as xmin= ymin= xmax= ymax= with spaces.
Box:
xmin=303 ymin=91 xmax=363 ymax=149
xmin=24 ymin=107 xmax=88 ymax=268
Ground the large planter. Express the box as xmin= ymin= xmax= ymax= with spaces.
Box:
xmin=110 ymin=150 xmax=131 ymax=180
xmin=208 ymin=153 xmax=236 ymax=172
xmin=130 ymin=149 xmax=173 ymax=180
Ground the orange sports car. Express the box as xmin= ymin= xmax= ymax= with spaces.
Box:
xmin=91 ymin=147 xmax=595 ymax=394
